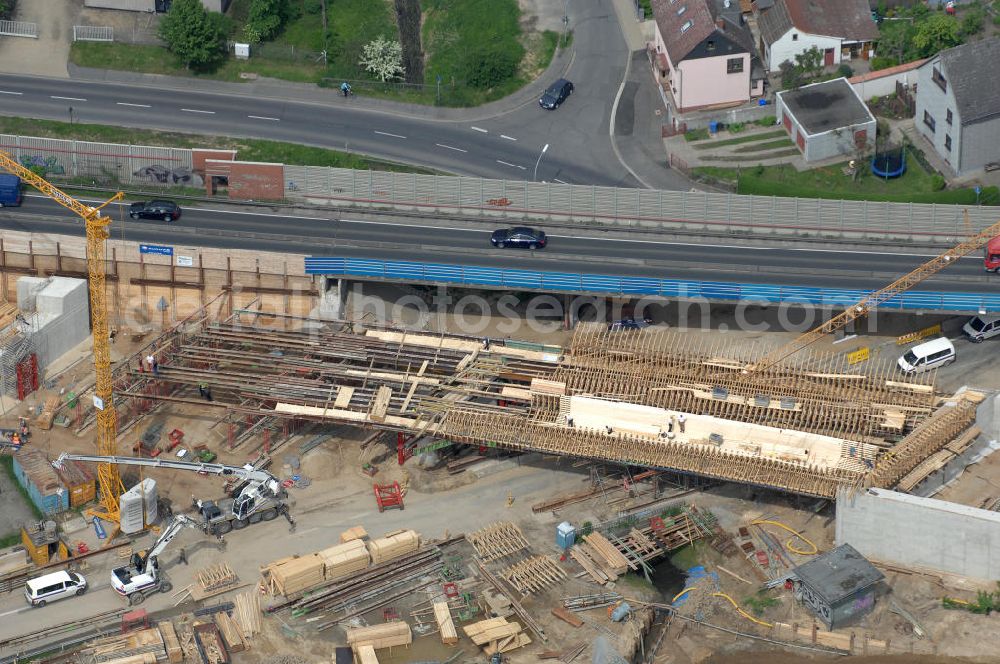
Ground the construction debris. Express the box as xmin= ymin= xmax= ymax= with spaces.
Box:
xmin=466 ymin=521 xmax=530 ymax=561
xmin=81 ymin=628 xmax=168 ymax=663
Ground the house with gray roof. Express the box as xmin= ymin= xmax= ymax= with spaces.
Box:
xmin=649 ymin=0 xmax=765 ymax=112
xmin=756 ymin=0 xmax=878 ymax=72
xmin=914 ymin=37 xmax=1000 ymax=176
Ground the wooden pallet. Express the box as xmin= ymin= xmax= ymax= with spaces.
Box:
xmin=499 ymin=555 xmax=567 ymax=595
xmin=466 ymin=521 xmax=530 ymax=562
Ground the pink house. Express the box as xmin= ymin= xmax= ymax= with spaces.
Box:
xmin=650 ymin=0 xmax=765 ymax=112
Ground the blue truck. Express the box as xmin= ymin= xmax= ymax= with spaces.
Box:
xmin=0 ymin=173 xmax=23 ymax=207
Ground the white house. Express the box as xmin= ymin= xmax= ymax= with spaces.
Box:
xmin=756 ymin=0 xmax=878 ymax=73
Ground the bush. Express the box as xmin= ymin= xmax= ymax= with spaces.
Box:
xmin=837 ymin=63 xmax=854 ymax=78
xmin=243 ymin=0 xmax=290 ymax=43
xmin=870 ymin=56 xmax=897 ymax=71
xmin=930 ymin=174 xmax=946 ymax=191
xmin=684 ymin=127 xmax=710 ymax=141
xmin=755 ymin=116 xmax=776 ymax=127
xmin=0 ymin=0 xmax=15 ymax=21
xmin=728 ymin=122 xmax=745 ymax=133
xmin=461 ymin=43 xmax=522 ymax=89
xmin=961 ymin=8 xmax=985 ymax=35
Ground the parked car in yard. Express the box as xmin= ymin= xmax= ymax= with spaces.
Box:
xmin=962 ymin=315 xmax=1000 ymax=342
xmin=129 ymin=200 xmax=181 ymax=221
xmin=491 ymin=227 xmax=547 ymax=249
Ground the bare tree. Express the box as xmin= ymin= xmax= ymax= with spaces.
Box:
xmin=394 ymin=0 xmax=424 ymax=85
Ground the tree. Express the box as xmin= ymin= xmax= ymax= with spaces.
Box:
xmin=394 ymin=0 xmax=424 ymax=85
xmin=158 ymin=0 xmax=228 ymax=70
xmin=960 ymin=7 xmax=985 ymax=37
xmin=778 ymin=60 xmax=802 ymax=90
xmin=913 ymin=13 xmax=962 ymax=56
xmin=359 ymin=36 xmax=405 ymax=82
xmin=794 ymin=46 xmax=823 ymax=79
xmin=875 ymin=19 xmax=914 ymax=65
xmin=243 ymin=0 xmax=290 ymax=44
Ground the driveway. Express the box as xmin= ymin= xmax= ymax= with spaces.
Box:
xmin=0 ymin=0 xmax=78 ymax=78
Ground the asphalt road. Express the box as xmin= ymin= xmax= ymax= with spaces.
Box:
xmin=2 ymin=196 xmax=994 ymax=294
xmin=0 ymin=0 xmax=638 ymax=188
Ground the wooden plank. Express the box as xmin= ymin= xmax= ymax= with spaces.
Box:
xmin=334 ymin=386 xmax=354 ymax=409
xmin=433 ymin=601 xmax=459 ymax=645
xmin=551 ymin=606 xmax=584 ymax=628
xmin=354 ymin=645 xmax=379 ymax=664
xmin=370 ymin=386 xmax=393 ymax=422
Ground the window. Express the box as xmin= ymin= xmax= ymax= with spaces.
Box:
xmin=727 ymin=57 xmax=744 ymax=74
xmin=945 ymin=134 xmax=952 ymax=151
xmin=923 ymin=111 xmax=936 ymax=133
xmin=677 ymin=5 xmax=687 ymax=15
xmin=680 ymin=19 xmax=693 ymax=33
xmin=932 ymin=66 xmax=947 ymax=92
xmin=946 ymin=109 xmax=953 ymax=125
xmin=792 ymin=33 xmax=798 ymax=41
xmin=707 ymin=40 xmax=715 ymax=51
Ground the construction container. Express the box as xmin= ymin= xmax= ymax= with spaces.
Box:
xmin=556 ymin=522 xmax=576 ymax=550
xmin=141 ymin=478 xmax=159 ymax=525
xmin=12 ymin=449 xmax=68 ymax=514
xmin=53 ymin=458 xmax=96 ymax=508
xmin=20 ymin=521 xmax=69 ymax=566
xmin=120 ymin=483 xmax=145 ymax=534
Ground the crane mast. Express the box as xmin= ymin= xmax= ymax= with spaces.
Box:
xmin=0 ymin=149 xmax=125 ymax=524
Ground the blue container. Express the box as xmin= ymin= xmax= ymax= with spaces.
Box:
xmin=556 ymin=521 xmax=576 ymax=550
xmin=758 ymin=98 xmax=768 ymax=106
xmin=708 ymin=121 xmax=719 ymax=134
xmin=12 ymin=450 xmax=69 ymax=515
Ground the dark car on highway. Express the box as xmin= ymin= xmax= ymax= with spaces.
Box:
xmin=608 ymin=318 xmax=653 ymax=331
xmin=539 ymin=79 xmax=574 ymax=110
xmin=129 ymin=200 xmax=181 ymax=222
xmin=491 ymin=227 xmax=547 ymax=249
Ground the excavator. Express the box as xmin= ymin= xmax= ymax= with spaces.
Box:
xmin=55 ymin=452 xmax=296 ymax=535
xmin=112 ymin=514 xmax=200 ymax=605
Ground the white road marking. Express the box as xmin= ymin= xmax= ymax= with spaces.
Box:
xmin=374 ymin=130 xmax=406 ymax=139
xmin=51 ymin=96 xmax=86 ymax=101
xmin=435 ymin=143 xmax=467 ymax=153
xmin=248 ymin=115 xmax=280 ymax=121
xmin=0 ymin=90 xmax=23 ymax=95
xmin=0 ymin=607 xmax=25 ymax=617
xmin=496 ymin=160 xmax=526 ymax=170
xmin=500 ymin=135 xmax=517 ymax=141
xmin=471 ymin=126 xmax=488 ymax=133
xmin=117 ymin=102 xmax=151 ymax=108
xmin=181 ymin=108 xmax=215 ymax=114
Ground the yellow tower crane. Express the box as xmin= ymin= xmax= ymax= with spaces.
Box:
xmin=0 ymin=148 xmax=126 ymax=525
xmin=748 ymin=212 xmax=1000 ymax=374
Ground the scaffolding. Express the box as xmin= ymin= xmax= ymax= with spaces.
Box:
xmin=0 ymin=312 xmax=35 ymax=400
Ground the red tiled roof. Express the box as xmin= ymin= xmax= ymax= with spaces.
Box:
xmin=759 ymin=0 xmax=879 ymax=45
xmin=848 ymin=58 xmax=927 ymax=84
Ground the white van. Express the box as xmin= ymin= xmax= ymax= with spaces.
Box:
xmin=898 ymin=337 xmax=956 ymax=374
xmin=24 ymin=570 xmax=87 ymax=607
xmin=962 ymin=315 xmax=1000 ymax=343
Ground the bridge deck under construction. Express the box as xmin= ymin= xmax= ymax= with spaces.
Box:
xmin=96 ymin=311 xmax=981 ymax=499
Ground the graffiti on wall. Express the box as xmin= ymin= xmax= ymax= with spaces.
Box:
xmin=20 ymin=155 xmax=66 ymax=176
xmin=133 ymin=165 xmax=204 ymax=187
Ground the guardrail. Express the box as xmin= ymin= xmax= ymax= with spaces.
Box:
xmin=73 ymin=25 xmax=113 ymax=42
xmin=0 ymin=20 xmax=37 ymax=38
xmin=305 ymin=257 xmax=1000 ymax=313
xmin=285 ymin=166 xmax=1000 ymax=243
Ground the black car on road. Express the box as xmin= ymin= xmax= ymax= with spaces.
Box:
xmin=491 ymin=227 xmax=547 ymax=249
xmin=129 ymin=200 xmax=181 ymax=222
xmin=539 ymin=79 xmax=574 ymax=110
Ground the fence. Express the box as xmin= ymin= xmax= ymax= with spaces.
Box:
xmin=232 ymin=42 xmax=327 ymax=63
xmin=0 ymin=20 xmax=37 ymax=38
xmin=73 ymin=25 xmax=113 ymax=43
xmin=0 ymin=134 xmax=194 ymax=187
xmin=304 ymin=257 xmax=1000 ymax=313
xmin=283 ymin=166 xmax=1000 ymax=243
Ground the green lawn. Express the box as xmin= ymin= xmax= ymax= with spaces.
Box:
xmin=694 ymin=159 xmax=1000 ymax=204
xmin=71 ymin=0 xmax=557 ymax=108
xmin=0 ymin=117 xmax=435 ymax=173
xmin=732 ymin=138 xmax=795 ymax=153
xmin=690 ymin=129 xmax=787 ymax=150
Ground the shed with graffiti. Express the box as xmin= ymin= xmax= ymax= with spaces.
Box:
xmin=791 ymin=543 xmax=884 ymax=629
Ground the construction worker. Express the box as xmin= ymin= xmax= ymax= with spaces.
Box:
xmin=11 ymin=432 xmax=20 ymax=447
xmin=678 ymin=413 xmax=686 ymax=433
xmin=178 ymin=547 xmax=188 ymax=565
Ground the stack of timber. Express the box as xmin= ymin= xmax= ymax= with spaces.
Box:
xmin=433 ymin=601 xmax=459 ymax=645
xmin=367 ymin=529 xmax=420 ymax=565
xmin=466 ymin=521 xmax=530 ymax=561
xmin=213 ymin=612 xmax=245 ymax=653
xmin=340 ymin=526 xmax=368 ymax=543
xmin=233 ymin=592 xmax=262 ymax=642
xmin=499 ymin=555 xmax=567 ymax=594
xmin=319 ymin=539 xmax=371 ymax=580
xmin=345 ymin=621 xmax=412 ymax=650
xmin=36 ymin=396 xmax=60 ymax=431
xmin=158 ymin=622 xmax=183 ymax=664
xmin=463 ymin=617 xmax=532 ymax=655
xmin=198 ymin=563 xmax=239 ymax=593
xmin=353 ymin=645 xmax=379 ymax=664
xmin=260 ymin=554 xmax=325 ymax=596
xmin=82 ymin=628 xmax=168 ymax=663
xmin=580 ymin=533 xmax=630 ymax=576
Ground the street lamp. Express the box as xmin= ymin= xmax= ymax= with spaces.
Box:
xmin=533 ymin=143 xmax=549 ymax=182
xmin=68 ymin=106 xmax=74 ymax=125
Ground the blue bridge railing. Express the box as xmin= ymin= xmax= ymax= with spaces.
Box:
xmin=305 ymin=257 xmax=999 ymax=313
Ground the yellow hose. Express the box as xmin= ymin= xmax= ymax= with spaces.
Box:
xmin=712 ymin=592 xmax=774 ymax=628
xmin=751 ymin=518 xmax=818 ymax=555
xmin=672 ymin=587 xmax=696 ymax=604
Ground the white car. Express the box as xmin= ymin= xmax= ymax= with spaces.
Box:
xmin=25 ymin=570 xmax=87 ymax=607
xmin=962 ymin=315 xmax=1000 ymax=343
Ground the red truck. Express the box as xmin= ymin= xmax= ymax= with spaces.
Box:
xmin=987 ymin=237 xmax=1000 ymax=273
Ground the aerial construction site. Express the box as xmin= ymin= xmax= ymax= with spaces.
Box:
xmin=1 ymin=154 xmax=1000 ymax=664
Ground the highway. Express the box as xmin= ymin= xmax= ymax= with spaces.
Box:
xmin=1 ymin=196 xmax=994 ymax=294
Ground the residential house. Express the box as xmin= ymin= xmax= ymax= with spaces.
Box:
xmin=776 ymin=77 xmax=876 ymax=162
xmin=650 ymin=0 xmax=765 ymax=113
xmin=757 ymin=0 xmax=878 ymax=72
xmin=914 ymin=37 xmax=1000 ymax=176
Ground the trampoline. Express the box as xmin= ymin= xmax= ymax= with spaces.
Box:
xmin=871 ymin=146 xmax=906 ymax=178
